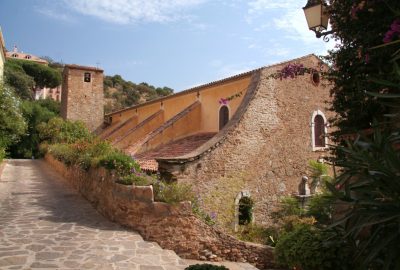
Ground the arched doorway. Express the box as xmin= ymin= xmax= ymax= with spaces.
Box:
xmin=219 ymin=106 xmax=229 ymax=130
xmin=238 ymin=196 xmax=254 ymax=225
xmin=234 ymin=190 xmax=254 ymax=231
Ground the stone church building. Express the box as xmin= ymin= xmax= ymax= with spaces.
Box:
xmin=62 ymin=54 xmax=332 ymax=229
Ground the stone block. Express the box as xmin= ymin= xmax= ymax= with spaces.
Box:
xmin=132 ymin=186 xmax=154 ymax=203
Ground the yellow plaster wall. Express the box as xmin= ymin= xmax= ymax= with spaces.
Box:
xmin=104 ymin=74 xmax=253 ymax=140
xmin=115 ymin=111 xmax=164 ymax=150
xmin=105 ymin=115 xmax=139 ymax=141
xmin=138 ymin=103 xmax=202 ymax=154
xmin=198 ymin=76 xmax=251 ymax=132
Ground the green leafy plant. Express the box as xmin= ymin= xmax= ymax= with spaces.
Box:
xmin=0 ymin=147 xmax=5 ymax=163
xmin=308 ymin=160 xmax=332 ymax=193
xmin=236 ymin=224 xmax=275 ymax=245
xmin=48 ymin=143 xmax=79 ymax=166
xmin=116 ymin=173 xmax=153 ymax=186
xmin=154 ymin=181 xmax=195 ymax=205
xmin=38 ymin=117 xmax=93 ymax=144
xmin=329 ymin=128 xmax=400 ymax=269
xmin=275 ymin=224 xmax=352 ymax=270
xmin=97 ymin=150 xmax=139 ymax=176
xmin=185 ymin=264 xmax=229 ymax=270
xmin=271 ymin=196 xmax=304 ymax=220
xmin=305 ymin=192 xmax=335 ymax=225
xmin=0 ymin=83 xmax=27 ymax=149
xmin=191 ymin=199 xmax=217 ymax=226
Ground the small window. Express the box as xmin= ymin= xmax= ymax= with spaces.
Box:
xmin=25 ymin=55 xmax=32 ymax=59
xmin=84 ymin=72 xmax=91 ymax=82
xmin=311 ymin=110 xmax=328 ymax=151
xmin=219 ymin=106 xmax=229 ymax=130
xmin=314 ymin=115 xmax=325 ymax=147
xmin=311 ymin=71 xmax=320 ymax=86
xmin=12 ymin=53 xmax=18 ymax=58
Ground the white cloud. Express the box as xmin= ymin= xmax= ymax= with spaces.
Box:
xmin=37 ymin=7 xmax=76 ymax=23
xmin=248 ymin=0 xmax=301 ymax=14
xmin=247 ymin=0 xmax=337 ymax=55
xmin=64 ymin=0 xmax=207 ymax=24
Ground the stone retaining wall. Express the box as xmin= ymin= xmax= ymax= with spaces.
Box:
xmin=45 ymin=154 xmax=275 ymax=269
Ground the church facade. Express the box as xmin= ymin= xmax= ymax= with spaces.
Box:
xmin=98 ymin=54 xmax=333 ymax=228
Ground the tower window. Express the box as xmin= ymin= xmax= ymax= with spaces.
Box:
xmin=84 ymin=72 xmax=91 ymax=82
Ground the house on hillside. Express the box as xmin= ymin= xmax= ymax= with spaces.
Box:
xmin=98 ymin=54 xmax=333 ymax=229
xmin=5 ymin=45 xmax=62 ymax=101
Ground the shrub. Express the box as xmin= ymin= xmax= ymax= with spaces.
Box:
xmin=271 ymin=196 xmax=303 ymax=220
xmin=154 ymin=181 xmax=195 ymax=204
xmin=49 ymin=143 xmax=78 ymax=166
xmin=37 ymin=117 xmax=93 ymax=144
xmin=279 ymin=215 xmax=316 ymax=233
xmin=305 ymin=192 xmax=335 ymax=225
xmin=191 ymin=199 xmax=217 ymax=226
xmin=236 ymin=224 xmax=275 ymax=245
xmin=308 ymin=160 xmax=332 ymax=193
xmin=116 ymin=173 xmax=154 ymax=186
xmin=0 ymin=147 xmax=5 ymax=163
xmin=275 ymin=225 xmax=351 ymax=270
xmin=185 ymin=264 xmax=229 ymax=270
xmin=97 ymin=150 xmax=139 ymax=176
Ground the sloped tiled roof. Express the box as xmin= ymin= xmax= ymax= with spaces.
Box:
xmin=134 ymin=132 xmax=216 ymax=171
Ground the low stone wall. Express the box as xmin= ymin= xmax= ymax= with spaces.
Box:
xmin=45 ymin=154 xmax=275 ymax=269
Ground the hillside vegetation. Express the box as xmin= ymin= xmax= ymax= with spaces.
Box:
xmin=104 ymin=75 xmax=174 ymax=114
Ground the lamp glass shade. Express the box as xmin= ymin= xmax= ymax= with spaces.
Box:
xmin=303 ymin=3 xmax=328 ymax=31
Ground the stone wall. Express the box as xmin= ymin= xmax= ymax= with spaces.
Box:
xmin=61 ymin=65 xmax=104 ymax=132
xmin=159 ymin=55 xmax=334 ymax=228
xmin=45 ymin=155 xmax=275 ymax=269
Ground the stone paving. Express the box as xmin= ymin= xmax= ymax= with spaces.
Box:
xmin=0 ymin=160 xmax=258 ymax=270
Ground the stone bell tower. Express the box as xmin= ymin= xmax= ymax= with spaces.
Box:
xmin=61 ymin=65 xmax=104 ymax=132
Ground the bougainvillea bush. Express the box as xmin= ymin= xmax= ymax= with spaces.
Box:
xmin=325 ymin=0 xmax=400 ymax=134
xmin=319 ymin=1 xmax=400 ymax=269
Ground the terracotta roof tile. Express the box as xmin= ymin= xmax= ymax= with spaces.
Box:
xmin=134 ymin=132 xmax=216 ymax=171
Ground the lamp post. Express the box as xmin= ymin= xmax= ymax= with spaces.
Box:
xmin=303 ymin=0 xmax=333 ymax=41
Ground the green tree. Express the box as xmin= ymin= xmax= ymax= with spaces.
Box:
xmin=0 ymin=82 xmax=27 ymax=152
xmin=4 ymin=61 xmax=35 ymax=99
xmin=8 ymin=100 xmax=59 ymax=158
xmin=4 ymin=59 xmax=62 ymax=100
xmin=19 ymin=61 xmax=62 ymax=89
xmin=103 ymin=74 xmax=174 ymax=113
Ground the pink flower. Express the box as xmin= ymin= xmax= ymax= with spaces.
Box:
xmin=390 ymin=18 xmax=400 ymax=32
xmin=218 ymin=98 xmax=228 ymax=105
xmin=383 ymin=18 xmax=400 ymax=43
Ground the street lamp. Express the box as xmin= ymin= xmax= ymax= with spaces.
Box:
xmin=303 ymin=0 xmax=333 ymax=41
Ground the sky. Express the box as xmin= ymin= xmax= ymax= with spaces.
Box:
xmin=0 ymin=0 xmax=335 ymax=91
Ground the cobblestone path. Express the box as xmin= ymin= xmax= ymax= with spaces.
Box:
xmin=0 ymin=160 xmax=257 ymax=270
